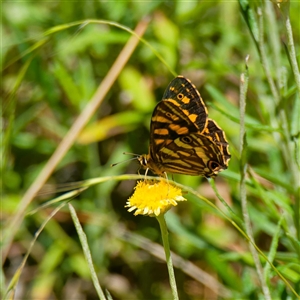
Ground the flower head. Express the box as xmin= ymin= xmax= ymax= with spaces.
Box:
xmin=126 ymin=180 xmax=186 ymax=216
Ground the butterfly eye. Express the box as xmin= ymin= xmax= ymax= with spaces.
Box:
xmin=177 ymin=93 xmax=184 ymax=99
xmin=181 ymin=136 xmax=193 ymax=144
xmin=208 ymin=161 xmax=221 ymax=171
xmin=138 ymin=156 xmax=147 ymax=167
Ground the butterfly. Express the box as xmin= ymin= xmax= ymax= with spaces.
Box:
xmin=137 ymin=76 xmax=231 ymax=178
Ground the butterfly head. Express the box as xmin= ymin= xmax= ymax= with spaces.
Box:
xmin=137 ymin=154 xmax=166 ymax=177
xmin=137 ymin=154 xmax=148 ymax=168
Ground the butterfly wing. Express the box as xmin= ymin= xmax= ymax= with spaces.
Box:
xmin=143 ymin=76 xmax=230 ymax=177
xmin=149 ymin=76 xmax=208 ymax=158
xmin=148 ymin=105 xmax=228 ymax=177
xmin=162 ymin=76 xmax=208 ymax=132
xmin=203 ymin=119 xmax=231 ymax=166
xmin=153 ymin=132 xmax=229 ymax=177
xmin=149 ymin=100 xmax=197 ymax=159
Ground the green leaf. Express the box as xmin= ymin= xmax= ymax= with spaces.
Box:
xmin=238 ymin=0 xmax=259 ymax=49
xmin=52 ymin=60 xmax=82 ymax=109
xmin=119 ymin=67 xmax=156 ymax=113
xmin=78 ymin=111 xmax=145 ymax=144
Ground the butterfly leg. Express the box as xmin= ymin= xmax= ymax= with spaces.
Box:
xmin=144 ymin=168 xmax=150 ymax=181
xmin=162 ymin=172 xmax=171 ymax=195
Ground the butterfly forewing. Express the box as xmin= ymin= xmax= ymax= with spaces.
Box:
xmin=163 ymin=76 xmax=208 ymax=132
xmin=150 ymin=99 xmax=199 ymax=160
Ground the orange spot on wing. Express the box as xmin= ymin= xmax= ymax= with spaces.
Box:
xmin=169 ymin=124 xmax=189 ymax=135
xmin=181 ymin=96 xmax=191 ymax=104
xmin=154 ymin=128 xmax=169 ymax=135
xmin=188 ymin=114 xmax=198 ymax=123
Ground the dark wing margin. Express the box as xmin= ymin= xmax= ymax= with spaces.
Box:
xmin=203 ymin=119 xmax=231 ymax=165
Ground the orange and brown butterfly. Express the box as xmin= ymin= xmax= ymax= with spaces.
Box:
xmin=137 ymin=75 xmax=231 ymax=178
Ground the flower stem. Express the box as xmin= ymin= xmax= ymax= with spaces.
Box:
xmin=156 ymin=214 xmax=179 ymax=300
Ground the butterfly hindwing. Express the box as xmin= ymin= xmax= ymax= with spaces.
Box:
xmin=203 ymin=119 xmax=231 ymax=165
xmin=154 ymin=132 xmax=228 ymax=177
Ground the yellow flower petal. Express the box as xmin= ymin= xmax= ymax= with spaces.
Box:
xmin=126 ymin=180 xmax=186 ymax=216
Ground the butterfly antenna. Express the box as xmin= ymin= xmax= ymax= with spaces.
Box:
xmin=110 ymin=152 xmax=140 ymax=167
xmin=122 ymin=152 xmax=140 ymax=156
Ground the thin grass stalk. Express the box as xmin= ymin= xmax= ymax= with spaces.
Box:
xmin=265 ymin=1 xmax=282 ymax=91
xmin=3 ymin=38 xmax=48 ymax=70
xmin=105 ymin=290 xmax=113 ymax=300
xmin=283 ymin=2 xmax=300 ymax=267
xmin=27 ymin=188 xmax=88 ymax=215
xmin=3 ymin=57 xmax=33 ymax=172
xmin=239 ymin=56 xmax=271 ymax=299
xmin=156 ymin=214 xmax=179 ymax=300
xmin=284 ymin=6 xmax=300 ymax=96
xmin=257 ymin=5 xmax=299 ymax=258
xmin=257 ymin=7 xmax=280 ymax=104
xmin=208 ymin=178 xmax=243 ymax=226
xmin=43 ymin=19 xmax=176 ymax=78
xmin=69 ymin=203 xmax=106 ymax=300
xmin=269 ymin=6 xmax=300 ymax=269
xmin=263 ymin=216 xmax=284 ymax=285
xmin=4 ymin=202 xmax=67 ymax=298
xmin=282 ymin=3 xmax=300 ymax=276
xmin=258 ymin=4 xmax=299 ymax=191
xmin=2 ymin=18 xmax=149 ymax=263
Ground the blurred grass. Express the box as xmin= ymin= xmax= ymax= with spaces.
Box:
xmin=2 ymin=1 xmax=300 ymax=299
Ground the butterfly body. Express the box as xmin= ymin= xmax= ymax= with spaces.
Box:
xmin=139 ymin=76 xmax=231 ymax=178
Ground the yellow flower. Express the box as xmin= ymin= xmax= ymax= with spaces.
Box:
xmin=126 ymin=180 xmax=186 ymax=216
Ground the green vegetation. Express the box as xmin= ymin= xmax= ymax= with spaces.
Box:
xmin=2 ymin=1 xmax=299 ymax=299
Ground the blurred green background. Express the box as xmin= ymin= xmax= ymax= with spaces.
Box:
xmin=2 ymin=1 xmax=299 ymax=299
